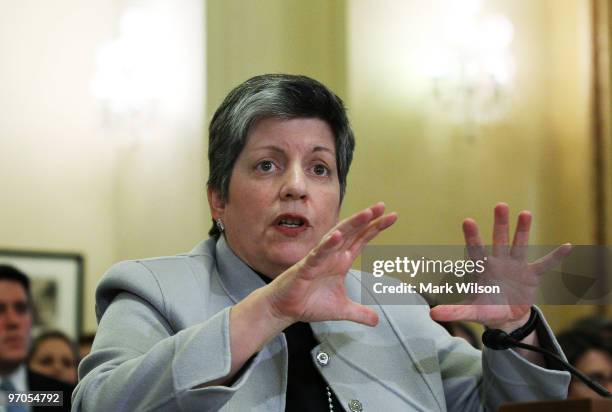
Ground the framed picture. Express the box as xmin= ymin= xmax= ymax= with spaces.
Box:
xmin=0 ymin=249 xmax=83 ymax=339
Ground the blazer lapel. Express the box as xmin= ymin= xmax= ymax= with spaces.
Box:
xmin=203 ymin=236 xmax=443 ymax=411
xmin=212 ymin=235 xmax=267 ymax=303
xmin=310 ymin=316 xmax=443 ymax=411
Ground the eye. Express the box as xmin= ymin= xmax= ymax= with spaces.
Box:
xmin=312 ymin=163 xmax=330 ymax=177
xmin=39 ymin=356 xmax=54 ymax=366
xmin=62 ymin=357 xmax=73 ymax=368
xmin=587 ymin=373 xmax=607 ymax=385
xmin=255 ymin=160 xmax=277 ymax=173
xmin=14 ymin=302 xmax=29 ymax=315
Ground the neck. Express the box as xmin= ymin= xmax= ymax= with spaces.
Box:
xmin=252 ymin=268 xmax=273 ymax=284
xmin=221 ymin=234 xmax=290 ymax=279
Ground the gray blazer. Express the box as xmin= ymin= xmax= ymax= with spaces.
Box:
xmin=72 ymin=236 xmax=570 ymax=411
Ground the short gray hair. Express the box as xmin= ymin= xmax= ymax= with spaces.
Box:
xmin=207 ymin=74 xmax=355 ymax=237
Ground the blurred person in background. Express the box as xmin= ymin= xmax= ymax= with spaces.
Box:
xmin=0 ymin=264 xmax=73 ymax=411
xmin=77 ymin=333 xmax=95 ymax=361
xmin=29 ymin=330 xmax=78 ymax=385
xmin=571 ymin=316 xmax=612 ymax=345
xmin=557 ymin=329 xmax=612 ymax=399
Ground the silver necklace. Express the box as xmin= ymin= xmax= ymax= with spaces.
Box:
xmin=325 ymin=385 xmax=334 ymax=411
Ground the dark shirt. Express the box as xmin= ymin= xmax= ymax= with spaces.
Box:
xmin=255 ymin=272 xmax=343 ymax=411
xmin=27 ymin=369 xmax=74 ymax=412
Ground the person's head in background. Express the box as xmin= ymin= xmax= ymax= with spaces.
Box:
xmin=28 ymin=330 xmax=78 ymax=385
xmin=78 ymin=333 xmax=95 ymax=361
xmin=572 ymin=316 xmax=612 ymax=345
xmin=557 ymin=330 xmax=612 ymax=398
xmin=0 ymin=264 xmax=32 ymax=376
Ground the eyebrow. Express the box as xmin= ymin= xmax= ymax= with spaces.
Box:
xmin=252 ymin=145 xmax=334 ymax=155
xmin=312 ymin=146 xmax=334 ymax=155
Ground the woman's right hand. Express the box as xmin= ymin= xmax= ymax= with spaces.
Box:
xmin=263 ymin=202 xmax=397 ymax=327
xmin=222 ymin=203 xmax=396 ymax=386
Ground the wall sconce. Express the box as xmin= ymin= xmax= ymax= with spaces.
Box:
xmin=420 ymin=0 xmax=515 ymax=131
xmin=90 ymin=1 xmax=186 ymax=138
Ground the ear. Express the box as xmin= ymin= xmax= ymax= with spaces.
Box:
xmin=207 ymin=186 xmax=226 ymax=219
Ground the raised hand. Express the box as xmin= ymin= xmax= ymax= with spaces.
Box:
xmin=429 ymin=203 xmax=571 ymax=330
xmin=265 ymin=202 xmax=398 ymax=327
xmin=223 ymin=202 xmax=397 ymax=384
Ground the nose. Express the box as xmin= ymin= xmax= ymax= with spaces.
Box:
xmin=279 ymin=163 xmax=307 ymax=201
xmin=5 ymin=307 xmax=22 ymax=328
xmin=51 ymin=361 xmax=64 ymax=374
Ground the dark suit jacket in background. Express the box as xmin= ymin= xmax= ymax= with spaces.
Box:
xmin=27 ymin=369 xmax=73 ymax=412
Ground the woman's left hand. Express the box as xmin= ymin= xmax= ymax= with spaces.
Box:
xmin=429 ymin=203 xmax=572 ymax=331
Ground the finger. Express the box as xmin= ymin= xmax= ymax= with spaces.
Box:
xmin=335 ymin=209 xmax=372 ymax=238
xmin=301 ymin=230 xmax=343 ymax=277
xmin=368 ymin=202 xmax=386 ymax=219
xmin=339 ymin=301 xmax=379 ymax=327
xmin=349 ymin=213 xmax=398 ymax=256
xmin=302 ymin=205 xmax=388 ymax=278
xmin=334 ymin=202 xmax=385 ymax=243
xmin=531 ymin=243 xmax=572 ymax=275
xmin=430 ymin=304 xmax=479 ymax=323
xmin=493 ymin=203 xmax=510 ymax=257
xmin=462 ymin=218 xmax=486 ymax=261
xmin=337 ymin=202 xmax=387 ymax=250
xmin=510 ymin=211 xmax=532 ymax=260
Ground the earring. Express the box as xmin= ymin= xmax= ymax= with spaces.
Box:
xmin=215 ymin=218 xmax=225 ymax=232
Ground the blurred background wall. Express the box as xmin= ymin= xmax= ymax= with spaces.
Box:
xmin=0 ymin=0 xmax=120 ymax=334
xmin=345 ymin=0 xmax=599 ymax=330
xmin=0 ymin=0 xmax=205 ymax=333
xmin=0 ymin=0 xmax=610 ymax=333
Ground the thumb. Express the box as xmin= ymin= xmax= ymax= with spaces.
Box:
xmin=430 ymin=304 xmax=477 ymax=322
xmin=340 ymin=301 xmax=379 ymax=327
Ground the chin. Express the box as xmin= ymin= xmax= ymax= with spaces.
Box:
xmin=270 ymin=243 xmax=312 ymax=267
xmin=0 ymin=352 xmax=26 ymax=365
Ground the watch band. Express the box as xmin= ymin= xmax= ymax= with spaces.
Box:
xmin=508 ymin=306 xmax=539 ymax=341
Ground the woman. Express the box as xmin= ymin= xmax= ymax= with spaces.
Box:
xmin=29 ymin=330 xmax=79 ymax=385
xmin=73 ymin=74 xmax=572 ymax=411
xmin=558 ymin=330 xmax=612 ymax=399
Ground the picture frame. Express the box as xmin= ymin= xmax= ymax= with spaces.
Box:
xmin=0 ymin=249 xmax=83 ymax=339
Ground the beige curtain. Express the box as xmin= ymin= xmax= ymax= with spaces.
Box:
xmin=592 ymin=0 xmax=612 ymax=316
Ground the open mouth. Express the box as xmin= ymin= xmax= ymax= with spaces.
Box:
xmin=3 ymin=336 xmax=25 ymax=346
xmin=274 ymin=214 xmax=309 ymax=229
xmin=278 ymin=218 xmax=304 ymax=228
